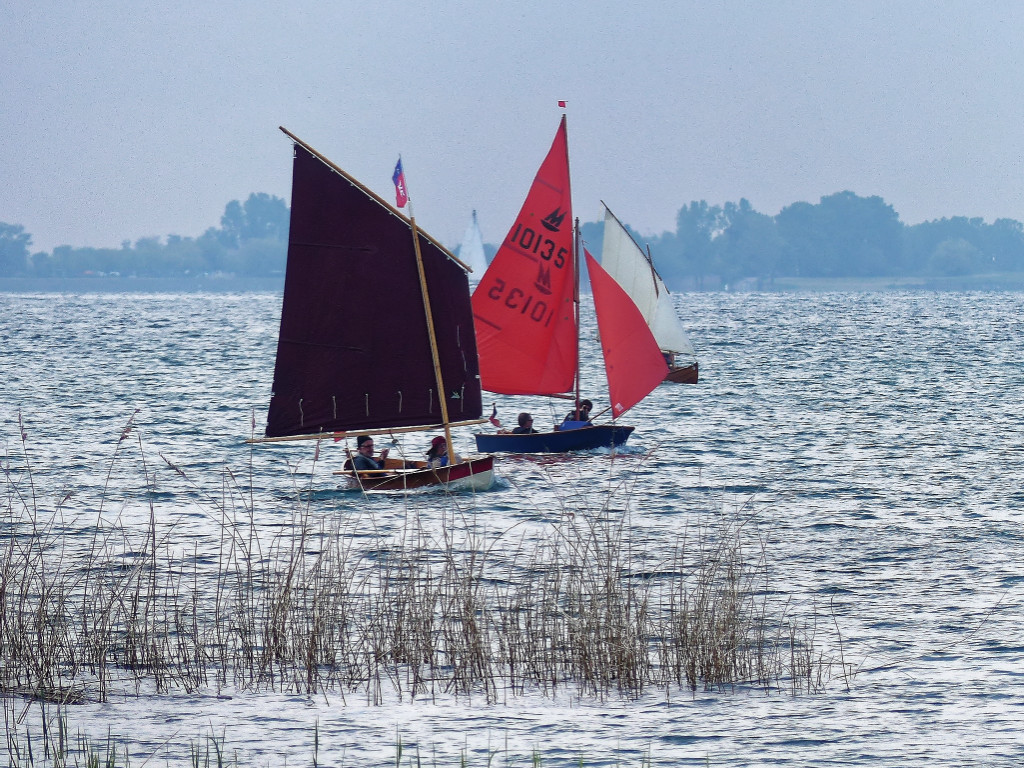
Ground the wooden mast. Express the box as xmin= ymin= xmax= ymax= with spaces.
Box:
xmin=404 ymin=184 xmax=457 ymax=460
xmin=573 ymin=217 xmax=582 ymax=417
xmin=645 ymin=244 xmax=662 ymax=298
xmin=602 ymin=200 xmax=665 ymax=299
xmin=566 ymin=113 xmax=581 ymax=418
xmin=253 ymin=128 xmax=476 ymax=453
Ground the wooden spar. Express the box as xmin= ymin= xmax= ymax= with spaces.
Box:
xmin=567 ymin=116 xmax=581 ymax=418
xmin=573 ymin=217 xmax=582 ymax=417
xmin=274 ymin=126 xmax=476 ymax=461
xmin=600 ymin=200 xmax=664 ymax=299
xmin=246 ymin=418 xmax=487 ymax=444
xmin=405 ymin=190 xmax=456 ymax=458
xmin=277 ymin=127 xmax=473 ymax=274
xmin=645 ymin=244 xmax=661 ymax=299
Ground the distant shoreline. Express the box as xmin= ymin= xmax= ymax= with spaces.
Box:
xmin=0 ymin=276 xmax=285 ymax=293
xmin=4 ymin=273 xmax=1024 ymax=294
xmin=757 ymin=272 xmax=1024 ymax=291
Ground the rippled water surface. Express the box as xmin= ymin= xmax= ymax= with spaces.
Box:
xmin=2 ymin=290 xmax=1024 ymax=766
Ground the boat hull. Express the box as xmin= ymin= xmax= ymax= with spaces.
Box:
xmin=337 ymin=455 xmax=495 ymax=492
xmin=665 ymin=361 xmax=699 ymax=384
xmin=474 ymin=424 xmax=633 ymax=454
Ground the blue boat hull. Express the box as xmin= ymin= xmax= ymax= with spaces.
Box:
xmin=474 ymin=424 xmax=634 ymax=453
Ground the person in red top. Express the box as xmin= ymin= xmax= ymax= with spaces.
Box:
xmin=426 ymin=436 xmax=449 ymax=467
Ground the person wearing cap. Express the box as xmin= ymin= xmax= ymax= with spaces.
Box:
xmin=351 ymin=434 xmax=389 ymax=473
xmin=426 ymin=435 xmax=449 ymax=468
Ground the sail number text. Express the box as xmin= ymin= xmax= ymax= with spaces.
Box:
xmin=486 ymin=279 xmax=555 ymax=325
xmin=509 ymin=223 xmax=568 ymax=269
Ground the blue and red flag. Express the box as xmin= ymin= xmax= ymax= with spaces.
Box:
xmin=392 ymin=158 xmax=408 ymax=208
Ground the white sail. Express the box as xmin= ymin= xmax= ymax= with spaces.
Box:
xmin=457 ymin=210 xmax=489 ymax=278
xmin=599 ymin=206 xmax=695 ymax=360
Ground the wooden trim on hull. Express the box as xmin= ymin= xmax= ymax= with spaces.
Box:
xmin=665 ymin=362 xmax=698 ymax=384
xmin=335 ymin=455 xmax=495 ymax=492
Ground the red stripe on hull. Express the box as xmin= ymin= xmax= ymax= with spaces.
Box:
xmin=341 ymin=456 xmax=495 ymax=492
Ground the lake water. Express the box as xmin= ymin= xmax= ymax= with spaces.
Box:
xmin=2 ymin=289 xmax=1023 ymax=766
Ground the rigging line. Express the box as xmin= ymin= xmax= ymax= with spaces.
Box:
xmin=279 ymin=126 xmax=471 ymax=271
xmin=646 ymin=244 xmax=661 ymax=298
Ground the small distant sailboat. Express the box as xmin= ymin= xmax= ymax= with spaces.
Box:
xmin=471 ymin=116 xmax=667 ymax=453
xmin=457 ymin=210 xmax=489 ymax=281
xmin=600 ymin=204 xmax=699 ymax=384
xmin=253 ymin=127 xmax=495 ymax=491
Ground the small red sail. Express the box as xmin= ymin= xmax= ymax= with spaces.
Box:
xmin=585 ymin=249 xmax=668 ymax=417
xmin=471 ymin=116 xmax=577 ymax=395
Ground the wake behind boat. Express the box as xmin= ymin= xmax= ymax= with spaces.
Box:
xmin=471 ymin=115 xmax=667 ymax=454
xmin=254 ymin=128 xmax=494 ymax=491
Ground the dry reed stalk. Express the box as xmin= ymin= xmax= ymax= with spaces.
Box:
xmin=0 ymin=418 xmax=838 ymax=708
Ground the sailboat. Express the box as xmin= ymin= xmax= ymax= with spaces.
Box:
xmin=471 ymin=116 xmax=668 ymax=453
xmin=255 ymin=127 xmax=495 ymax=491
xmin=600 ymin=205 xmax=699 ymax=384
xmin=457 ymin=210 xmax=489 ymax=281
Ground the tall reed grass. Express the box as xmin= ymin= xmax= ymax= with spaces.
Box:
xmin=0 ymin=416 xmax=837 ymax=711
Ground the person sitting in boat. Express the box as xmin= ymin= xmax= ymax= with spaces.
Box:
xmin=426 ymin=435 xmax=449 ymax=468
xmin=350 ymin=434 xmax=389 ymax=473
xmin=559 ymin=399 xmax=593 ymax=431
xmin=511 ymin=412 xmax=538 ymax=434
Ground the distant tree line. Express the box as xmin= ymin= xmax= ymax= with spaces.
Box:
xmin=0 ymin=193 xmax=289 ymax=278
xmin=583 ymin=191 xmax=1024 ymax=289
xmin=3 ymin=189 xmax=1024 ymax=287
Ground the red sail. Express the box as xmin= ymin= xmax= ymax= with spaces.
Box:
xmin=585 ymin=249 xmax=668 ymax=417
xmin=471 ymin=116 xmax=576 ymax=395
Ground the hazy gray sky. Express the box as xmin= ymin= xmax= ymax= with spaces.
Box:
xmin=4 ymin=1 xmax=1023 ymax=254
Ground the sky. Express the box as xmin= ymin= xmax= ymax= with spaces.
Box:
xmin=4 ymin=1 xmax=1024 ymax=254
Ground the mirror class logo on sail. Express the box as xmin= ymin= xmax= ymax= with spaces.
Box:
xmin=485 ymin=207 xmax=569 ymax=326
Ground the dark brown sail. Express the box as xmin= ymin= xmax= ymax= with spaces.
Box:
xmin=265 ymin=143 xmax=482 ymax=438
